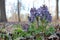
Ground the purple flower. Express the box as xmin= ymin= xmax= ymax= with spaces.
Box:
xmin=38 ymin=5 xmax=52 ymax=22
xmin=30 ymin=7 xmax=37 ymax=15
xmin=28 ymin=5 xmax=52 ymax=23
xmin=28 ymin=16 xmax=35 ymax=22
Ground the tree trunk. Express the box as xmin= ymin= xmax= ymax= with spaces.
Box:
xmin=0 ymin=0 xmax=7 ymax=22
xmin=18 ymin=0 xmax=20 ymax=22
xmin=56 ymin=0 xmax=59 ymax=20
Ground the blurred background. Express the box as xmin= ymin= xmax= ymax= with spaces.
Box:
xmin=0 ymin=0 xmax=60 ymax=23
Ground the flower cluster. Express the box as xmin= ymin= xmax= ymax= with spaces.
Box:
xmin=28 ymin=5 xmax=52 ymax=23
